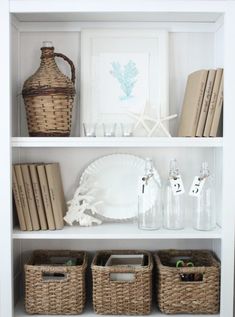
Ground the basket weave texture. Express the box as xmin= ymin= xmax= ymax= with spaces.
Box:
xmin=22 ymin=47 xmax=76 ymax=137
xmin=24 ymin=250 xmax=87 ymax=315
xmin=154 ymin=250 xmax=220 ymax=314
xmin=92 ymin=250 xmax=153 ymax=315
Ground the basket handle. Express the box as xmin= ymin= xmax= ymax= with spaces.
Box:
xmin=178 ymin=266 xmax=205 ymax=283
xmin=54 ymin=53 xmax=76 ymax=84
xmin=109 ymin=272 xmax=136 ymax=283
xmin=40 ymin=267 xmax=69 ymax=282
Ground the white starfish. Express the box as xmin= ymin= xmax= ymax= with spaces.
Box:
xmin=127 ymin=102 xmax=177 ymax=137
xmin=127 ymin=109 xmax=151 ymax=133
xmin=145 ymin=114 xmax=178 ymax=137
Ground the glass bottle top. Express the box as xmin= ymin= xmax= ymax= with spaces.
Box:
xmin=200 ymin=161 xmax=210 ymax=178
xmin=42 ymin=41 xmax=53 ymax=48
xmin=169 ymin=159 xmax=179 ymax=179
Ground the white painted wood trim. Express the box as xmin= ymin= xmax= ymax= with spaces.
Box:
xmin=0 ymin=1 xmax=13 ymax=317
xmin=11 ymin=137 xmax=223 ymax=148
xmin=10 ymin=0 xmax=226 ymax=14
xmin=13 ymin=21 xmax=220 ymax=33
xmin=219 ymin=4 xmax=235 ymax=317
xmin=12 ymin=224 xmax=222 ymax=240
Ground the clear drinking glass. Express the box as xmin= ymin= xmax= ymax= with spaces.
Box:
xmin=121 ymin=123 xmax=134 ymax=137
xmin=138 ymin=158 xmax=162 ymax=230
xmin=103 ymin=123 xmax=117 ymax=137
xmin=193 ymin=162 xmax=216 ymax=231
xmin=83 ymin=123 xmax=97 ymax=137
xmin=164 ymin=159 xmax=185 ymax=230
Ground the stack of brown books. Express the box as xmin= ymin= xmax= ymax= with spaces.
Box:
xmin=12 ymin=162 xmax=66 ymax=231
xmin=178 ymin=68 xmax=224 ymax=137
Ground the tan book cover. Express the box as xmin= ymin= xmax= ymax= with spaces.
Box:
xmin=37 ymin=165 xmax=56 ymax=230
xmin=21 ymin=164 xmax=40 ymax=230
xmin=12 ymin=168 xmax=27 ymax=231
xmin=45 ymin=163 xmax=65 ymax=229
xmin=203 ymin=68 xmax=223 ymax=137
xmin=14 ymin=165 xmax=33 ymax=231
xmin=178 ymin=69 xmax=208 ymax=137
xmin=196 ymin=69 xmax=216 ymax=137
xmin=210 ymin=73 xmax=224 ymax=137
xmin=29 ymin=164 xmax=48 ymax=230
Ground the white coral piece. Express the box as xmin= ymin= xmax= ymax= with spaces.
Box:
xmin=64 ymin=177 xmax=103 ymax=227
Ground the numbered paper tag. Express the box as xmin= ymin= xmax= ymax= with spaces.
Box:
xmin=189 ymin=176 xmax=206 ymax=197
xmin=170 ymin=176 xmax=185 ymax=196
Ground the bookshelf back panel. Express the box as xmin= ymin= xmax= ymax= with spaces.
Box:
xmin=11 ymin=21 xmax=224 ymax=137
xmin=12 ymin=147 xmax=222 ymax=227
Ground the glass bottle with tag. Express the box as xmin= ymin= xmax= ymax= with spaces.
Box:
xmin=192 ymin=162 xmax=216 ymax=231
xmin=164 ymin=159 xmax=185 ymax=230
xmin=138 ymin=158 xmax=162 ymax=230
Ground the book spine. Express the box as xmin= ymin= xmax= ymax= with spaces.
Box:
xmin=192 ymin=78 xmax=208 ymax=136
xmin=14 ymin=165 xmax=33 ymax=231
xmin=29 ymin=165 xmax=48 ymax=230
xmin=21 ymin=164 xmax=40 ymax=230
xmin=196 ymin=70 xmax=216 ymax=137
xmin=12 ymin=168 xmax=27 ymax=231
xmin=210 ymin=74 xmax=224 ymax=137
xmin=37 ymin=165 xmax=56 ymax=230
xmin=45 ymin=163 xmax=64 ymax=229
xmin=203 ymin=68 xmax=223 ymax=137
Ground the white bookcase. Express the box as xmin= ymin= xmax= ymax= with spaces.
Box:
xmin=1 ymin=1 xmax=235 ymax=317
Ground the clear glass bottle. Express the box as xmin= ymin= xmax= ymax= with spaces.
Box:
xmin=164 ymin=159 xmax=185 ymax=230
xmin=138 ymin=158 xmax=162 ymax=230
xmin=193 ymin=162 xmax=216 ymax=231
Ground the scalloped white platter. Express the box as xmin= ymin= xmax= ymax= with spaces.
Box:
xmin=80 ymin=154 xmax=160 ymax=220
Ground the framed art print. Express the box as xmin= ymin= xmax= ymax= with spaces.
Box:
xmin=81 ymin=29 xmax=169 ymax=136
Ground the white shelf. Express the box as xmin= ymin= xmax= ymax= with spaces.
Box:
xmin=15 ymin=299 xmax=220 ymax=317
xmin=11 ymin=137 xmax=223 ymax=148
xmin=12 ymin=223 xmax=222 ymax=240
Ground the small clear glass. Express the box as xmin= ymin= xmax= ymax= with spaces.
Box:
xmin=138 ymin=158 xmax=162 ymax=230
xmin=193 ymin=162 xmax=216 ymax=231
xmin=83 ymin=123 xmax=97 ymax=137
xmin=164 ymin=159 xmax=185 ymax=230
xmin=103 ymin=123 xmax=117 ymax=137
xmin=121 ymin=123 xmax=134 ymax=137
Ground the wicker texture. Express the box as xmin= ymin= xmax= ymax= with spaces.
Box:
xmin=25 ymin=250 xmax=87 ymax=315
xmin=92 ymin=250 xmax=153 ymax=315
xmin=22 ymin=46 xmax=76 ymax=137
xmin=154 ymin=250 xmax=220 ymax=314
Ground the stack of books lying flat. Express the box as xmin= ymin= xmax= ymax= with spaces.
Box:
xmin=12 ymin=162 xmax=66 ymax=231
xmin=178 ymin=68 xmax=223 ymax=137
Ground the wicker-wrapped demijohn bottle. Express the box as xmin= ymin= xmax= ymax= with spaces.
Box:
xmin=22 ymin=41 xmax=76 ymax=137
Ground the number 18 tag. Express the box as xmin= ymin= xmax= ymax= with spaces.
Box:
xmin=189 ymin=176 xmax=206 ymax=197
xmin=170 ymin=175 xmax=185 ymax=196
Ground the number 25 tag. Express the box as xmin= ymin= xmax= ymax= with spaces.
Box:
xmin=170 ymin=176 xmax=185 ymax=196
xmin=189 ymin=176 xmax=206 ymax=197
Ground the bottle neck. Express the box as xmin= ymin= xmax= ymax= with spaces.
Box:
xmin=169 ymin=159 xmax=179 ymax=178
xmin=200 ymin=162 xmax=210 ymax=178
xmin=40 ymin=47 xmax=57 ymax=67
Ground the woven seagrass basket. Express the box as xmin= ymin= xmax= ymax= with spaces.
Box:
xmin=154 ymin=250 xmax=220 ymax=314
xmin=25 ymin=250 xmax=87 ymax=315
xmin=92 ymin=250 xmax=153 ymax=315
xmin=22 ymin=42 xmax=76 ymax=137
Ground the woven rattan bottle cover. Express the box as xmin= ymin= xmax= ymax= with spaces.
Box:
xmin=22 ymin=41 xmax=76 ymax=137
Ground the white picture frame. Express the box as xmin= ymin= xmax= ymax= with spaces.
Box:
xmin=81 ymin=29 xmax=169 ymax=136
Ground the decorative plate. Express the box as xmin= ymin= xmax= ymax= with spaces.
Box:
xmin=80 ymin=154 xmax=160 ymax=220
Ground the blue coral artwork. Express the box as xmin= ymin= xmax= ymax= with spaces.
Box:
xmin=110 ymin=60 xmax=139 ymax=101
